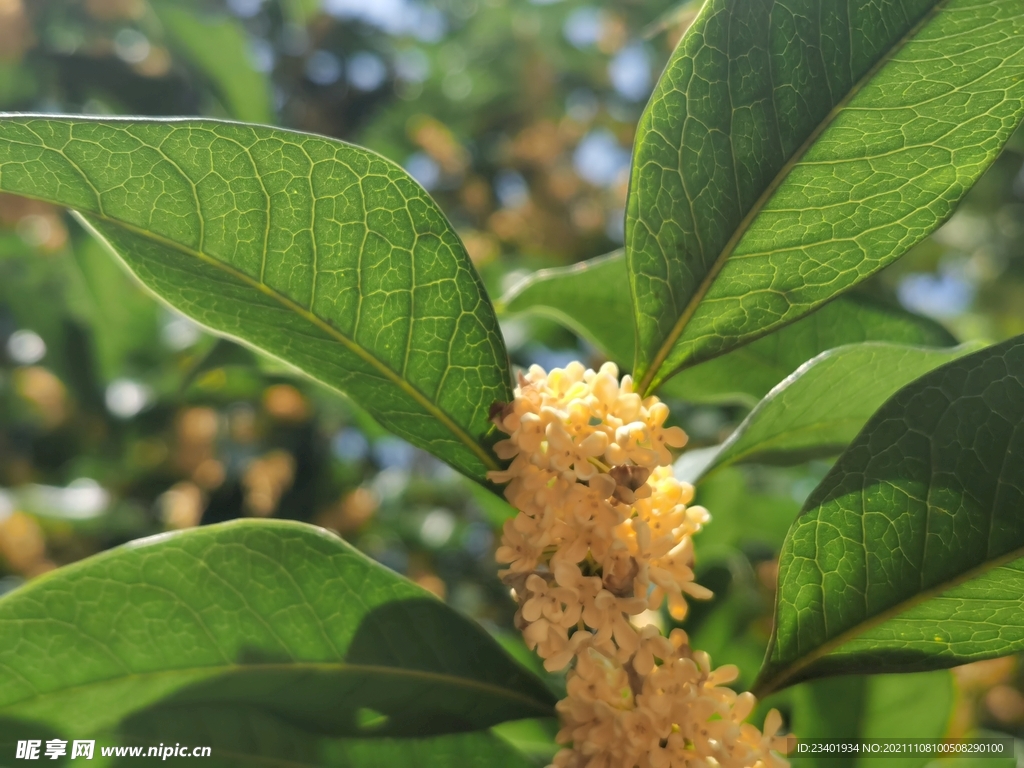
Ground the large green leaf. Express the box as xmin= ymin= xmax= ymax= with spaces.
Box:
xmin=627 ymin=0 xmax=1024 ymax=394
xmin=0 ymin=520 xmax=554 ymax=740
xmin=90 ymin=707 xmax=538 ymax=768
xmin=755 ymin=336 xmax=1024 ymax=695
xmin=500 ymin=251 xmax=955 ymax=405
xmin=0 ymin=116 xmax=511 ymax=480
xmin=695 ymin=342 xmax=982 ymax=479
xmin=154 ymin=3 xmax=274 ymax=125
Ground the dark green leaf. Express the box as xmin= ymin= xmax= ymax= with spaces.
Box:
xmin=154 ymin=3 xmax=274 ymax=125
xmin=697 ymin=342 xmax=982 ymax=478
xmin=0 ymin=520 xmax=554 ymax=738
xmin=88 ymin=706 xmax=538 ymax=768
xmin=307 ymin=730 xmax=536 ymax=768
xmin=756 ymin=336 xmax=1024 ymax=695
xmin=501 ymin=251 xmax=955 ymax=405
xmin=627 ymin=0 xmax=1024 ymax=393
xmin=0 ymin=116 xmax=512 ymax=480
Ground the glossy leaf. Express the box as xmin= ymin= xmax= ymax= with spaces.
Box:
xmin=756 ymin=336 xmax=1024 ymax=695
xmin=697 ymin=342 xmax=982 ymax=478
xmin=154 ymin=2 xmax=274 ymax=125
xmin=0 ymin=116 xmax=512 ymax=480
xmin=500 ymin=251 xmax=955 ymax=405
xmin=0 ymin=520 xmax=555 ymax=738
xmin=627 ymin=0 xmax=1024 ymax=394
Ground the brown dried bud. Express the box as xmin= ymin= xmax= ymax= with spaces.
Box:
xmin=610 ymin=465 xmax=651 ymax=491
xmin=610 ymin=465 xmax=652 ymax=503
xmin=489 ymin=400 xmax=515 ymax=427
xmin=603 ymin=556 xmax=639 ymax=597
xmin=625 ymin=657 xmax=646 ymax=697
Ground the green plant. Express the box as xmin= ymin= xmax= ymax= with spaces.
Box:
xmin=1 ymin=0 xmax=1023 ymax=765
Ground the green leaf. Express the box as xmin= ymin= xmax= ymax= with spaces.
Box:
xmin=668 ymin=297 xmax=957 ymax=407
xmin=465 ymin=476 xmax=518 ymax=526
xmin=66 ymin=235 xmax=161 ymax=381
xmin=81 ymin=707 xmax=538 ymax=768
xmin=154 ymin=3 xmax=274 ymax=125
xmin=755 ymin=336 xmax=1024 ymax=695
xmin=0 ymin=116 xmax=512 ymax=480
xmin=305 ymin=731 xmax=537 ymax=768
xmin=696 ymin=342 xmax=982 ymax=479
xmin=785 ymin=671 xmax=953 ymax=768
xmin=0 ymin=519 xmax=555 ymax=739
xmin=627 ymin=0 xmax=1024 ymax=394
xmin=500 ymin=250 xmax=633 ymax=366
xmin=500 ymin=251 xmax=955 ymax=405
xmin=492 ymin=718 xmax=560 ymax=765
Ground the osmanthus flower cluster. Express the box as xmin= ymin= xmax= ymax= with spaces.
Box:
xmin=488 ymin=362 xmax=788 ymax=768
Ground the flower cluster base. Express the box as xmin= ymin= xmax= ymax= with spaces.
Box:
xmin=489 ymin=362 xmax=787 ymax=768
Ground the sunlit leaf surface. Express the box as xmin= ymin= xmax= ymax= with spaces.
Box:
xmin=0 ymin=116 xmax=512 ymax=479
xmin=627 ymin=0 xmax=1024 ymax=393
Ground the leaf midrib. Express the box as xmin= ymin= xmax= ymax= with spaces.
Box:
xmin=636 ymin=0 xmax=950 ymax=396
xmin=73 ymin=212 xmax=499 ymax=473
xmin=0 ymin=660 xmax=553 ymax=716
xmin=753 ymin=542 xmax=1024 ymax=697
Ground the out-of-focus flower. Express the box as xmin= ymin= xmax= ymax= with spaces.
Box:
xmin=986 ymin=685 xmax=1024 ymax=725
xmin=263 ymin=384 xmax=309 ymax=422
xmin=0 ymin=0 xmax=34 ymax=62
xmin=85 ymin=0 xmax=145 ymax=21
xmin=318 ymin=486 xmax=379 ymax=534
xmin=242 ymin=450 xmax=296 ymax=517
xmin=0 ymin=511 xmax=50 ymax=575
xmin=159 ymin=481 xmax=205 ymax=530
xmin=459 ymin=230 xmax=500 ymax=266
xmin=14 ymin=367 xmax=68 ymax=430
xmin=408 ymin=115 xmax=469 ymax=176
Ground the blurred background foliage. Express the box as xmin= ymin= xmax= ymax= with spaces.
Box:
xmin=0 ymin=0 xmax=1022 ymax=763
